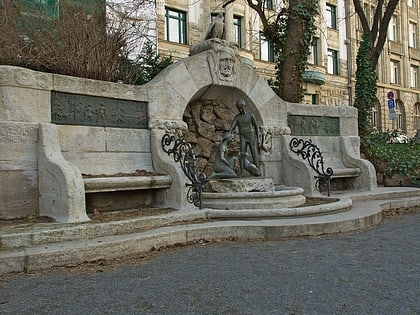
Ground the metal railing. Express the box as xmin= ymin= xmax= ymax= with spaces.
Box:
xmin=161 ymin=133 xmax=207 ymax=209
xmin=289 ymin=137 xmax=334 ymax=196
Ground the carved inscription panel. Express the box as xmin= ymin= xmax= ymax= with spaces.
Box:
xmin=288 ymin=115 xmax=340 ymax=136
xmin=51 ymin=92 xmax=148 ymax=129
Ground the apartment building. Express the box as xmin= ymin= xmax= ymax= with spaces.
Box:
xmin=152 ymin=0 xmax=420 ymax=136
xmin=16 ymin=0 xmax=420 ymax=136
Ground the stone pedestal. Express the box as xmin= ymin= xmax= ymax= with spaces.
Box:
xmin=207 ymin=177 xmax=275 ymax=193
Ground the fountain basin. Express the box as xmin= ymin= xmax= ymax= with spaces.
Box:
xmin=202 ymin=185 xmax=306 ymax=210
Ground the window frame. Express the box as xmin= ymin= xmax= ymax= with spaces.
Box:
xmin=311 ymin=94 xmax=319 ymax=105
xmin=388 ymin=15 xmax=399 ymax=42
xmin=259 ymin=33 xmax=274 ymax=62
xmin=165 ymin=7 xmax=187 ymax=45
xmin=410 ymin=65 xmax=418 ymax=88
xmin=390 ymin=60 xmax=400 ymax=84
xmin=409 ymin=21 xmax=417 ymax=48
xmin=21 ymin=0 xmax=57 ymax=16
xmin=327 ymin=49 xmax=339 ymax=75
xmin=414 ymin=103 xmax=420 ymax=130
xmin=264 ymin=0 xmax=274 ymax=10
xmin=233 ymin=15 xmax=242 ymax=48
xmin=308 ymin=38 xmax=320 ymax=65
xmin=326 ymin=3 xmax=337 ymax=29
xmin=395 ymin=101 xmax=404 ymax=130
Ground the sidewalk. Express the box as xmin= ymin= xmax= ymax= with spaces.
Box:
xmin=1 ymin=187 xmax=419 ymax=274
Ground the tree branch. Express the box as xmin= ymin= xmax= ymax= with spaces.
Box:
xmin=372 ymin=0 xmax=399 ymax=68
xmin=352 ymin=0 xmax=370 ymax=34
xmin=371 ymin=0 xmax=384 ymax=42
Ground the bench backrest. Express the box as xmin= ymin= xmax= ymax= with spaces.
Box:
xmin=58 ymin=125 xmax=153 ymax=176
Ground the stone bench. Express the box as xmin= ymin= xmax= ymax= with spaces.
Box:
xmin=282 ymin=135 xmax=376 ymax=196
xmin=324 ymin=157 xmax=361 ymax=179
xmin=315 ymin=160 xmax=361 ymax=195
xmin=81 ymin=174 xmax=173 ymax=214
xmin=38 ymin=123 xmax=173 ymax=223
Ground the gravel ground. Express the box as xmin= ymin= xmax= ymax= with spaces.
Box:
xmin=0 ymin=212 xmax=419 ymax=315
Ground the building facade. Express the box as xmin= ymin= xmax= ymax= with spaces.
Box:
xmin=149 ymin=0 xmax=420 ymax=137
xmin=18 ymin=0 xmax=420 ymax=136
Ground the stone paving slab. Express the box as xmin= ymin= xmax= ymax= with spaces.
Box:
xmin=1 ymin=213 xmax=418 ymax=314
xmin=0 ymin=187 xmax=419 ymax=274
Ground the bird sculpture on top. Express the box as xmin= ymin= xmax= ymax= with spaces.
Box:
xmin=205 ymin=12 xmax=226 ymax=40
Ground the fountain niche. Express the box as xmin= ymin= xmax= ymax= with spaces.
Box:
xmin=183 ymin=96 xmax=306 ymax=212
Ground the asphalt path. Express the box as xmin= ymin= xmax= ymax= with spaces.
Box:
xmin=1 ymin=213 xmax=419 ymax=315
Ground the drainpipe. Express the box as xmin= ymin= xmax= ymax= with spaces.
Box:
xmin=344 ymin=0 xmax=353 ymax=106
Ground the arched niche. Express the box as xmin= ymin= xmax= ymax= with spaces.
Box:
xmin=182 ymin=86 xmax=263 ymax=175
xmin=145 ymin=40 xmax=285 ymax=133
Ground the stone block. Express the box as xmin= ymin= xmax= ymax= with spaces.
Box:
xmin=52 ymin=72 xmax=147 ymax=102
xmin=0 ymin=86 xmax=50 ymax=122
xmin=106 ymin=128 xmax=150 ymax=152
xmin=63 ymin=152 xmax=153 ymax=175
xmin=0 ymin=170 xmax=38 ymax=219
xmin=208 ymin=177 xmax=275 ymax=193
xmin=58 ymin=125 xmax=106 ymax=152
xmin=0 ymin=122 xmax=39 ymax=219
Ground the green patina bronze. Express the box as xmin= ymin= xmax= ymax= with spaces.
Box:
xmin=288 ymin=114 xmax=339 ymax=136
xmin=51 ymin=91 xmax=148 ymax=129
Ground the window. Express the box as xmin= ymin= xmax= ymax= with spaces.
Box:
xmin=371 ymin=106 xmax=378 ymax=127
xmin=21 ymin=0 xmax=57 ymax=16
xmin=233 ymin=16 xmax=242 ymax=48
xmin=408 ymin=0 xmax=414 ymax=7
xmin=414 ymin=103 xmax=420 ymax=130
xmin=390 ymin=60 xmax=400 ymax=84
xmin=327 ymin=49 xmax=339 ymax=74
xmin=326 ymin=4 xmax=337 ymax=29
xmin=411 ymin=65 xmax=418 ymax=88
xmin=388 ymin=15 xmax=398 ymax=42
xmin=395 ymin=101 xmax=404 ymax=130
xmin=308 ymin=39 xmax=320 ymax=65
xmin=165 ymin=8 xmax=187 ymax=44
xmin=409 ymin=22 xmax=417 ymax=48
xmin=311 ymin=94 xmax=319 ymax=105
xmin=260 ymin=33 xmax=274 ymax=62
xmin=264 ymin=0 xmax=274 ymax=10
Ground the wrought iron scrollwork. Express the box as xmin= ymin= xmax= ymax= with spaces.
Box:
xmin=289 ymin=137 xmax=334 ymax=196
xmin=161 ymin=133 xmax=207 ymax=209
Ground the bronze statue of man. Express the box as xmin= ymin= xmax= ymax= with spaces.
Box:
xmin=229 ymin=99 xmax=261 ymax=176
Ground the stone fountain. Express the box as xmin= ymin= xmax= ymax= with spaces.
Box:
xmin=200 ymin=98 xmax=306 ymax=211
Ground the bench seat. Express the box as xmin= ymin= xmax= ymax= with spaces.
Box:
xmin=330 ymin=167 xmax=360 ymax=179
xmin=83 ymin=175 xmax=172 ymax=193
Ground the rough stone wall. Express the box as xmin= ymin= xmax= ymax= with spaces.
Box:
xmin=183 ymin=100 xmax=240 ymax=176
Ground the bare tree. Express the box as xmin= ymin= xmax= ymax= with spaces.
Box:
xmin=352 ymin=0 xmax=400 ymax=136
xmin=0 ymin=0 xmax=168 ymax=84
xmin=224 ymin=0 xmax=317 ymax=103
xmin=106 ymin=0 xmax=158 ymax=59
xmin=353 ymin=0 xmax=400 ymax=69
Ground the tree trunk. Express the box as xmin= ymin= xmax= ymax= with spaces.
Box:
xmin=278 ymin=1 xmax=306 ymax=103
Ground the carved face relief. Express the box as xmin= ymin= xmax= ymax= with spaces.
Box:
xmin=218 ymin=51 xmax=235 ymax=79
